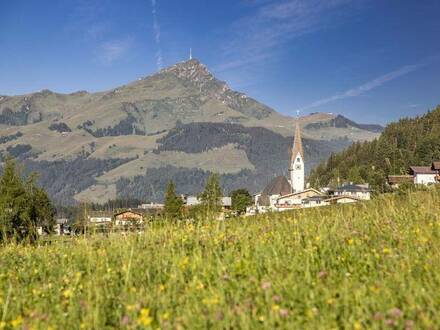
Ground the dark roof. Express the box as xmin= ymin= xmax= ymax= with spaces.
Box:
xmin=259 ymin=176 xmax=292 ymax=206
xmin=409 ymin=166 xmax=437 ymax=175
xmin=432 ymin=161 xmax=440 ymax=171
xmin=387 ymin=175 xmax=413 ymax=184
xmin=335 ymin=184 xmax=371 ymax=193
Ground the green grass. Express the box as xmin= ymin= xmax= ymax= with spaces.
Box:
xmin=1 ymin=190 xmax=440 ymax=329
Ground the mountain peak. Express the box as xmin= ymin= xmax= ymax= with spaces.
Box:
xmin=161 ymin=58 xmax=216 ymax=85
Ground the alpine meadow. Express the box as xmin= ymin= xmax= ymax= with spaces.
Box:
xmin=1 ymin=189 xmax=440 ymax=329
xmin=2 ymin=1 xmax=440 ymax=330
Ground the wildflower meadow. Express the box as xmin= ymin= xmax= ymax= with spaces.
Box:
xmin=1 ymin=189 xmax=440 ymax=329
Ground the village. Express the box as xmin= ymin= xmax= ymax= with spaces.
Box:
xmin=50 ymin=121 xmax=440 ymax=236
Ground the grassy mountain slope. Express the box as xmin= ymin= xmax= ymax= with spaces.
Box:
xmin=309 ymin=105 xmax=440 ymax=191
xmin=0 ymin=59 xmax=382 ymax=204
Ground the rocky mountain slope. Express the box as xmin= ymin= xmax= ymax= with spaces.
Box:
xmin=0 ymin=59 xmax=382 ymax=204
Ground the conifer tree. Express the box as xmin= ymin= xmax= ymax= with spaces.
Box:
xmin=0 ymin=157 xmax=28 ymax=240
xmin=200 ymin=173 xmax=222 ymax=217
xmin=164 ymin=180 xmax=183 ymax=219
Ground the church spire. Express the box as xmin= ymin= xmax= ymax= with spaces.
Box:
xmin=291 ymin=117 xmax=304 ymax=163
xmin=289 ymin=114 xmax=305 ymax=193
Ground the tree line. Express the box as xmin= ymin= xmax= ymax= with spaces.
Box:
xmin=163 ymin=173 xmax=252 ymax=219
xmin=309 ymin=105 xmax=440 ymax=191
xmin=0 ymin=157 xmax=55 ymax=242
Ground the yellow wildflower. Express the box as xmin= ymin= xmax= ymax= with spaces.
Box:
xmin=10 ymin=316 xmax=23 ymax=328
xmin=63 ymin=289 xmax=73 ymax=299
xmin=382 ymin=248 xmax=392 ymax=254
xmin=348 ymin=239 xmax=354 ymax=245
xmin=138 ymin=308 xmax=153 ymax=326
xmin=354 ymin=321 xmax=362 ymax=330
xmin=327 ymin=298 xmax=335 ymax=305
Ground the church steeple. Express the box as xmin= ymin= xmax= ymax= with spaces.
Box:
xmin=289 ymin=117 xmax=305 ymax=193
xmin=291 ymin=120 xmax=304 ymax=163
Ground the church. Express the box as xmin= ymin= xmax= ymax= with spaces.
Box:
xmin=252 ymin=119 xmax=325 ymax=212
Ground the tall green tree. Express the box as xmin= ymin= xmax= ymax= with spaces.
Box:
xmin=164 ymin=180 xmax=183 ymax=219
xmin=26 ymin=176 xmax=56 ymax=234
xmin=200 ymin=173 xmax=222 ymax=216
xmin=0 ymin=157 xmax=56 ymax=242
xmin=231 ymin=189 xmax=252 ymax=214
xmin=0 ymin=157 xmax=29 ymax=241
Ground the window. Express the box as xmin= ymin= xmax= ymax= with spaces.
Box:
xmin=296 ymin=157 xmax=301 ymax=162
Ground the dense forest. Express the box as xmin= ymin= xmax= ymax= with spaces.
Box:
xmin=309 ymin=105 xmax=440 ymax=191
xmin=23 ymin=157 xmax=133 ymax=205
xmin=157 ymin=122 xmax=351 ymax=175
xmin=114 ymin=123 xmax=352 ymax=202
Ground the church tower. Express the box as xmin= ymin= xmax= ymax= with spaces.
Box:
xmin=289 ymin=119 xmax=305 ymax=193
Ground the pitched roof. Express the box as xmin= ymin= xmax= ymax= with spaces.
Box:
xmin=335 ymin=184 xmax=371 ymax=192
xmin=302 ymin=195 xmax=329 ymax=202
xmin=432 ymin=161 xmax=440 ymax=170
xmin=387 ymin=175 xmax=413 ymax=184
xmin=277 ymin=188 xmax=323 ymax=199
xmin=409 ymin=166 xmax=437 ymax=175
xmin=291 ymin=121 xmax=304 ymax=162
xmin=259 ymin=176 xmax=292 ymax=206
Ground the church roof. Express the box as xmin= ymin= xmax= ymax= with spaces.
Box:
xmin=291 ymin=121 xmax=304 ymax=161
xmin=258 ymin=176 xmax=292 ymax=206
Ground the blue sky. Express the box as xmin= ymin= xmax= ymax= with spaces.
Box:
xmin=0 ymin=0 xmax=439 ymax=124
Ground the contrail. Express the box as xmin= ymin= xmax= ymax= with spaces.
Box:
xmin=294 ymin=60 xmax=431 ymax=113
xmin=151 ymin=0 xmax=163 ymax=71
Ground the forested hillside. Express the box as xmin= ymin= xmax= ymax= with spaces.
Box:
xmin=309 ymin=106 xmax=440 ymax=191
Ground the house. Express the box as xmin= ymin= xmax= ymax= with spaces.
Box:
xmin=114 ymin=210 xmax=145 ymax=226
xmin=54 ymin=218 xmax=69 ymax=235
xmin=184 ymin=196 xmax=232 ymax=210
xmin=387 ymin=175 xmax=414 ymax=189
xmin=433 ymin=161 xmax=440 ymax=182
xmin=332 ymin=184 xmax=371 ymax=200
xmin=327 ymin=195 xmax=361 ymax=204
xmin=275 ymin=188 xmax=324 ymax=210
xmin=409 ymin=166 xmax=437 ymax=185
xmin=256 ymin=176 xmax=292 ymax=211
xmin=88 ymin=211 xmax=112 ymax=224
xmin=302 ymin=195 xmax=330 ymax=208
xmin=138 ymin=203 xmax=164 ymax=210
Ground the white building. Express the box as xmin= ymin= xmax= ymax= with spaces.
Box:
xmin=410 ymin=166 xmax=438 ymax=185
xmin=289 ymin=121 xmax=305 ymax=193
xmin=332 ymin=184 xmax=371 ymax=200
xmin=275 ymin=188 xmax=324 ymax=210
xmin=185 ymin=196 xmax=232 ymax=208
xmin=87 ymin=211 xmax=112 ymax=224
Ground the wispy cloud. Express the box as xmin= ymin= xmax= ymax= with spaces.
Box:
xmin=151 ymin=0 xmax=163 ymax=71
xmin=218 ymin=0 xmax=362 ymax=72
xmin=95 ymin=39 xmax=133 ymax=65
xmin=294 ymin=60 xmax=429 ymax=112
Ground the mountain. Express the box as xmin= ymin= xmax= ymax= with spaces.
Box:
xmin=309 ymin=105 xmax=440 ymax=191
xmin=0 ymin=59 xmax=381 ymax=204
